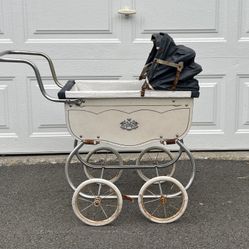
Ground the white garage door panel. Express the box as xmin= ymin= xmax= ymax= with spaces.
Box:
xmin=24 ymin=0 xmax=121 ymax=41
xmin=0 ymin=77 xmax=17 ymax=135
xmin=133 ymin=0 xmax=226 ymax=39
xmin=239 ymin=0 xmax=249 ymax=40
xmin=0 ymin=0 xmax=249 ymax=153
xmin=0 ymin=0 xmax=13 ymax=43
xmin=236 ymin=62 xmax=249 ymax=135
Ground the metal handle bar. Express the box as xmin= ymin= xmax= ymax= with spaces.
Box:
xmin=0 ymin=50 xmax=63 ymax=87
xmin=0 ymin=50 xmax=72 ymax=103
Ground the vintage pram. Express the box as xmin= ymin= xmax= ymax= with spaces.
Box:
xmin=0 ymin=35 xmax=201 ymax=226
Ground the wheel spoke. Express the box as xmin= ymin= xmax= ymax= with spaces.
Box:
xmin=164 ymin=183 xmax=176 ymax=194
xmin=89 ymin=190 xmax=96 ymax=197
xmin=102 ymin=188 xmax=114 ymax=196
xmin=168 ymin=195 xmax=182 ymax=199
xmin=103 ymin=152 xmax=108 ymax=165
xmin=148 ymin=153 xmax=154 ymax=164
xmin=146 ymin=188 xmax=156 ymax=196
xmin=78 ymin=197 xmax=92 ymax=203
xmin=169 ymin=204 xmax=180 ymax=211
xmin=143 ymin=197 xmax=160 ymax=204
xmin=102 ymin=191 xmax=115 ymax=199
xmin=163 ymin=205 xmax=167 ymax=218
xmin=155 ymin=152 xmax=159 ymax=165
xmin=151 ymin=203 xmax=161 ymax=215
xmin=100 ymin=204 xmax=108 ymax=218
xmin=93 ymin=206 xmax=102 ymax=221
xmin=96 ymin=153 xmax=101 ymax=164
xmin=104 ymin=204 xmax=117 ymax=207
xmin=81 ymin=202 xmax=94 ymax=212
xmin=97 ymin=183 xmax=103 ymax=196
xmin=158 ymin=182 xmax=163 ymax=195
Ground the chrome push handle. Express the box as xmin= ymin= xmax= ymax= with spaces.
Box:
xmin=0 ymin=50 xmax=63 ymax=88
xmin=118 ymin=7 xmax=136 ymax=16
xmin=0 ymin=50 xmax=68 ymax=103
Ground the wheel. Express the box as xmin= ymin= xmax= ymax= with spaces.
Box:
xmin=84 ymin=147 xmax=123 ymax=183
xmin=136 ymin=146 xmax=176 ymax=181
xmin=72 ymin=178 xmax=123 ymax=226
xmin=138 ymin=176 xmax=188 ymax=223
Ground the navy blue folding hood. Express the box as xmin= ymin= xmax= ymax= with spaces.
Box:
xmin=140 ymin=33 xmax=202 ymax=97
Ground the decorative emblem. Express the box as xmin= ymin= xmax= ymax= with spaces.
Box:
xmin=120 ymin=118 xmax=139 ymax=131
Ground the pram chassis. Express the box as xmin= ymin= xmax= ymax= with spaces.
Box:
xmin=0 ymin=50 xmax=196 ymax=226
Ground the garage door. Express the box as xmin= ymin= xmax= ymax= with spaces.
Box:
xmin=0 ymin=0 xmax=249 ymax=153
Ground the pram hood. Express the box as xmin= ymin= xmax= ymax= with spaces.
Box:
xmin=142 ymin=33 xmax=202 ymax=97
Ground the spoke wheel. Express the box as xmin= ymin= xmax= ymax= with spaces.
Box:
xmin=72 ymin=179 xmax=123 ymax=226
xmin=138 ymin=176 xmax=188 ymax=223
xmin=136 ymin=146 xmax=176 ymax=181
xmin=84 ymin=147 xmax=123 ymax=183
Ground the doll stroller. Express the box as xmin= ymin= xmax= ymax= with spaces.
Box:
xmin=0 ymin=33 xmax=202 ymax=226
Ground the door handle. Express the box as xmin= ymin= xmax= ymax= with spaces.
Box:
xmin=118 ymin=7 xmax=136 ymax=16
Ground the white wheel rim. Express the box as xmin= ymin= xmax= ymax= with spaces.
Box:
xmin=72 ymin=178 xmax=123 ymax=226
xmin=138 ymin=176 xmax=188 ymax=223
